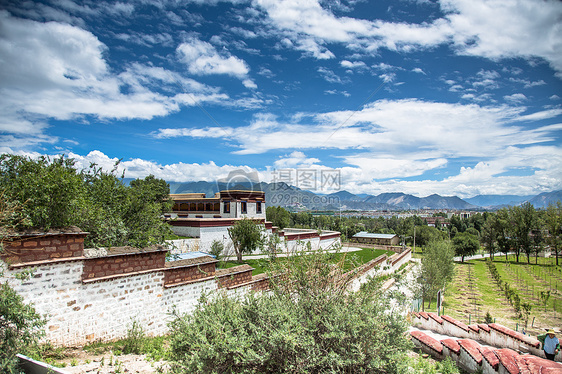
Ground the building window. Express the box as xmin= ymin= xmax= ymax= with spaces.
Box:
xmin=241 ymin=201 xmax=247 ymax=214
xmin=223 ymin=201 xmax=230 ymax=213
xmin=256 ymin=202 xmax=262 ymax=214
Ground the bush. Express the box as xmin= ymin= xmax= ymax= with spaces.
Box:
xmin=0 ymin=282 xmax=45 ymax=374
xmin=209 ymin=240 xmax=224 ymax=260
xmin=123 ymin=319 xmax=145 ymax=355
xmin=168 ymin=250 xmax=411 ymax=373
xmin=485 ymin=311 xmax=493 ymax=324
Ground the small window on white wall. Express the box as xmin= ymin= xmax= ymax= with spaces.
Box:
xmin=256 ymin=202 xmax=262 ymax=213
xmin=241 ymin=201 xmax=247 ymax=214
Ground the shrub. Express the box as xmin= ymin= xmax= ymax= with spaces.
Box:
xmin=0 ymin=282 xmax=45 ymax=374
xmin=168 ymin=250 xmax=411 ymax=373
xmin=209 ymin=240 xmax=224 ymax=260
xmin=122 ymin=319 xmax=145 ymax=355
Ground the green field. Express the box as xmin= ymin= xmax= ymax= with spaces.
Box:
xmin=220 ymin=247 xmax=394 ymax=276
xmin=444 ymin=255 xmax=562 ymax=334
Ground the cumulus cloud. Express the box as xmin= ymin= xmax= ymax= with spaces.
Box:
xmin=0 ymin=12 xmax=243 ymax=150
xmin=152 ymin=99 xmax=561 ymax=158
xmin=177 ymin=37 xmax=251 ymax=78
xmin=253 ymin=0 xmax=562 ymax=77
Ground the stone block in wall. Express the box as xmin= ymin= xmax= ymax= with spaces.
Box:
xmin=82 ymin=247 xmax=167 ymax=282
xmin=2 ymin=228 xmax=87 ymax=266
xmin=164 ymin=256 xmax=217 ymax=287
xmin=216 ymin=264 xmax=254 ymax=289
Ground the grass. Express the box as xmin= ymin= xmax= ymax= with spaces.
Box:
xmin=219 ymin=247 xmax=395 ymax=276
xmin=444 ymin=255 xmax=562 ymax=334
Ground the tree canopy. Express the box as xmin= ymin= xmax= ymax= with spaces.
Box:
xmin=419 ymin=240 xmax=455 ymax=309
xmin=0 ymin=154 xmax=172 ymax=248
xmin=452 ymin=231 xmax=479 ymax=262
xmin=227 ymin=217 xmax=264 ymax=262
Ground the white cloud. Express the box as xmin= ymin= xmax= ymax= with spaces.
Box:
xmin=340 ymin=60 xmax=367 ymax=69
xmin=442 ymin=0 xmax=562 ymax=76
xmin=0 ymin=12 xmax=246 ymax=150
xmin=504 ymin=93 xmax=527 ymax=104
xmin=177 ymin=37 xmax=250 ymax=78
xmin=273 ymin=151 xmax=321 ymax=169
xmin=254 ymin=0 xmax=562 ymax=77
xmin=67 ymin=150 xmax=258 ymax=183
xmin=154 ymin=99 xmax=559 ymax=161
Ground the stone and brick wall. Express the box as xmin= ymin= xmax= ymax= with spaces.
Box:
xmin=164 ymin=259 xmax=216 ymax=286
xmin=2 ymin=231 xmax=87 ymax=265
xmin=216 ymin=265 xmax=253 ymax=289
xmin=0 ymin=232 xmax=270 ymax=346
xmin=82 ymin=250 xmax=166 ymax=282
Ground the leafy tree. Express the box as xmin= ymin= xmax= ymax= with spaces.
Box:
xmin=228 ymin=217 xmax=264 ymax=262
xmin=168 ymin=250 xmax=411 ymax=373
xmin=0 ymin=154 xmax=84 ymax=229
xmin=0 ymin=282 xmax=45 ymax=374
xmin=414 ymin=225 xmax=444 ymax=248
xmin=0 ymin=154 xmax=172 ymax=248
xmin=419 ymin=240 xmax=455 ymax=309
xmin=494 ymin=208 xmax=514 ymax=261
xmin=481 ymin=215 xmax=497 ymax=260
xmin=511 ymin=203 xmax=537 ymax=263
xmin=452 ymin=231 xmax=479 ymax=262
xmin=544 ymin=202 xmax=562 ymax=266
xmin=266 ymin=206 xmax=292 ymax=229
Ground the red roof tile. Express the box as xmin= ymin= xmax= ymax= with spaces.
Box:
xmin=410 ymin=331 xmax=443 ymax=354
xmin=495 ymin=348 xmax=521 ymax=374
xmin=489 ymin=323 xmax=540 ymax=348
xmin=458 ymin=339 xmax=483 ymax=364
xmin=440 ymin=315 xmax=469 ymax=331
xmin=441 ymin=338 xmax=461 ymax=355
xmin=478 ymin=324 xmax=491 ymax=333
xmin=468 ymin=324 xmax=480 ymax=333
xmin=428 ymin=312 xmax=444 ymax=325
xmin=419 ymin=311 xmax=429 ymax=320
xmin=478 ymin=346 xmax=499 ymax=369
xmin=520 ymin=355 xmax=562 ymax=374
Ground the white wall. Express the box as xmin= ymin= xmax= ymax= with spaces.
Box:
xmin=2 ymin=260 xmax=219 ymax=346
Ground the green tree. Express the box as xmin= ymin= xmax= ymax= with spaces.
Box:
xmin=266 ymin=206 xmax=292 ymax=229
xmin=415 ymin=225 xmax=444 ymax=248
xmin=544 ymin=202 xmax=562 ymax=266
xmin=0 ymin=154 xmax=84 ymax=229
xmin=228 ymin=217 xmax=264 ymax=262
xmin=511 ymin=202 xmax=537 ymax=263
xmin=494 ymin=208 xmax=514 ymax=261
xmin=0 ymin=154 xmax=172 ymax=249
xmin=419 ymin=240 xmax=455 ymax=309
xmin=168 ymin=250 xmax=411 ymax=374
xmin=452 ymin=231 xmax=479 ymax=262
xmin=481 ymin=215 xmax=498 ymax=260
xmin=0 ymin=282 xmax=45 ymax=374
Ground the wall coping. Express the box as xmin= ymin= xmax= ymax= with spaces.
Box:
xmin=84 ymin=246 xmax=168 ymax=259
xmin=82 ymin=268 xmax=165 ymax=284
xmin=441 ymin=338 xmax=461 ymax=354
xmin=163 ymin=274 xmax=216 ymax=288
xmin=7 ymin=256 xmax=86 ymax=269
xmin=458 ymin=339 xmax=483 ymax=365
xmin=164 ymin=258 xmax=218 ymax=269
xmin=411 ymin=330 xmax=443 ymax=354
xmin=442 ymin=315 xmax=469 ymax=332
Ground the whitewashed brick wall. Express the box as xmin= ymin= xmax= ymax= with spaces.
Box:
xmin=2 ymin=260 xmax=224 ymax=346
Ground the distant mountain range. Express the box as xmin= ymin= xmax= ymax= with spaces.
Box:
xmin=165 ymin=180 xmax=562 ymax=211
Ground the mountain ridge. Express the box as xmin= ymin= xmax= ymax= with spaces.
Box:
xmin=166 ymin=180 xmax=562 ymax=210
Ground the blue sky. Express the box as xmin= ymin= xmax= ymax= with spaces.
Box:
xmin=1 ymin=0 xmax=561 ymax=198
